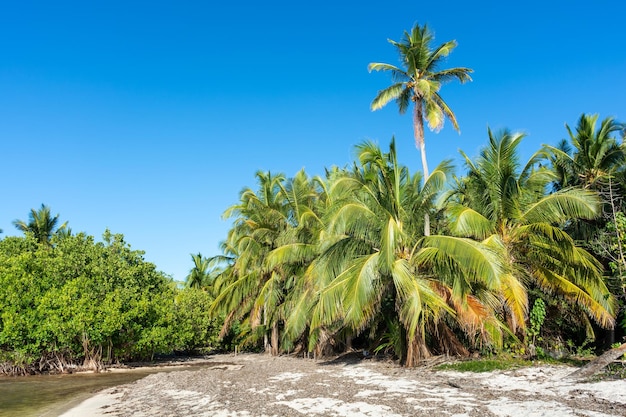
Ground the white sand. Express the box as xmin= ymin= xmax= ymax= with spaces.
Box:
xmin=58 ymin=355 xmax=626 ymax=417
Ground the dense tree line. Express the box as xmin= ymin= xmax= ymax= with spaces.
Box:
xmin=204 ymin=22 xmax=625 ymax=366
xmin=0 ymin=224 xmax=223 ymax=375
xmin=207 ymin=117 xmax=625 ymax=367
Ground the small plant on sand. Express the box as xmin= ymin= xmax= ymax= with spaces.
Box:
xmin=566 ymin=339 xmax=595 ymax=358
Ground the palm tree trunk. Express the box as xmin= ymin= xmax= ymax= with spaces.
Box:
xmin=263 ymin=306 xmax=270 ymax=354
xmin=405 ymin=326 xmax=431 ymax=367
xmin=414 ymin=100 xmax=430 ymax=236
xmin=271 ymin=321 xmax=279 ymax=356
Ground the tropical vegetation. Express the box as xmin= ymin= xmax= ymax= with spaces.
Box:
xmin=2 ymin=23 xmax=624 ymax=374
xmin=0 ymin=221 xmax=223 ymax=375
xmin=207 ymin=122 xmax=624 ymax=366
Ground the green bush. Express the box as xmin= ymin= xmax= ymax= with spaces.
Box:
xmin=0 ymin=232 xmax=223 ymax=373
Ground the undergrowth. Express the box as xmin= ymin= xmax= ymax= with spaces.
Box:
xmin=434 ymin=355 xmax=592 ymax=373
xmin=435 ymin=358 xmax=532 ymax=372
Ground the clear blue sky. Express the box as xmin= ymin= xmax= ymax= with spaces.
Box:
xmin=1 ymin=1 xmax=624 ymax=282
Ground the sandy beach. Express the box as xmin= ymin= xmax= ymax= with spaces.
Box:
xmin=59 ymin=353 xmax=626 ymax=416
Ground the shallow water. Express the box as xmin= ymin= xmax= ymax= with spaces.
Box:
xmin=0 ymin=365 xmax=207 ymax=417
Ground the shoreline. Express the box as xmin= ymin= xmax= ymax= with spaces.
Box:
xmin=55 ymin=390 xmax=123 ymax=417
xmin=0 ymin=355 xmax=217 ymax=378
xmin=56 ymin=353 xmax=626 ymax=417
xmin=53 ymin=357 xmax=234 ymax=416
xmin=41 ymin=391 xmax=106 ymax=417
xmin=0 ymin=357 xmax=220 ymax=417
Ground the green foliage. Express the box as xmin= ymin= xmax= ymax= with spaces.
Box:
xmin=566 ymin=339 xmax=595 ymax=357
xmin=211 ymin=169 xmax=327 ymax=356
xmin=601 ymin=211 xmax=626 ymax=281
xmin=527 ymin=298 xmax=546 ymax=346
xmin=186 ymin=253 xmax=211 ymax=289
xmin=210 ymin=129 xmax=620 ymax=367
xmin=436 ymin=358 xmax=530 ymax=372
xmin=0 ymin=231 xmax=222 ymax=373
xmin=373 ymin=318 xmax=405 ymax=360
xmin=369 ymin=23 xmax=473 ymax=237
xmin=547 ymin=113 xmax=624 ymax=191
xmin=171 ymin=287 xmax=221 ymax=352
xmin=547 ymin=114 xmax=626 ymax=339
xmin=448 ymin=129 xmax=615 ymax=334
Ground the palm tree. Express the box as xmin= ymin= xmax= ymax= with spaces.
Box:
xmin=547 ymin=114 xmax=624 ymax=191
xmin=446 ymin=129 xmax=616 ymax=337
xmin=55 ymin=226 xmax=73 ymax=240
xmin=210 ymin=141 xmax=506 ymax=365
xmin=13 ymin=204 xmax=68 ymax=245
xmin=545 ymin=114 xmax=626 ymax=270
xmin=368 ymin=23 xmax=472 ymax=235
xmin=263 ymin=170 xmax=331 ymax=351
xmin=186 ymin=253 xmax=210 ymax=289
xmin=210 ymin=171 xmax=296 ymax=355
xmin=304 ymin=139 xmax=504 ymax=365
xmin=546 ymin=115 xmax=626 ymax=345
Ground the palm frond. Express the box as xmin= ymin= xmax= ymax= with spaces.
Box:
xmin=522 ymin=188 xmax=600 ymax=224
xmin=371 ymin=83 xmax=409 ymax=111
xmin=431 ymin=67 xmax=473 ymax=84
xmin=499 ymin=273 xmax=528 ymax=332
xmin=430 ymin=93 xmax=459 ymax=132
xmin=265 ymin=243 xmax=317 ymax=271
xmin=533 ymin=266 xmax=615 ymax=329
xmin=380 ymin=216 xmax=403 ymax=273
xmin=340 ymin=253 xmax=381 ymax=332
xmin=392 ymin=259 xmax=451 ymax=342
xmin=427 ymin=40 xmax=457 ymax=65
xmin=417 ymin=235 xmax=504 ymax=292
xmin=447 ymin=204 xmax=494 ymax=240
xmin=367 ymin=62 xmax=409 ymax=83
xmin=283 ymin=289 xmax=316 ymax=341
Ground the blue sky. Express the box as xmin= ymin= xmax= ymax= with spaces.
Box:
xmin=1 ymin=1 xmax=625 ymax=282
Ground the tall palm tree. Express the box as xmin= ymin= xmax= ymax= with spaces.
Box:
xmin=369 ymin=23 xmax=472 ymax=235
xmin=447 ymin=129 xmax=616 ymax=336
xmin=186 ymin=253 xmax=210 ymax=289
xmin=13 ymin=204 xmax=67 ymax=245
